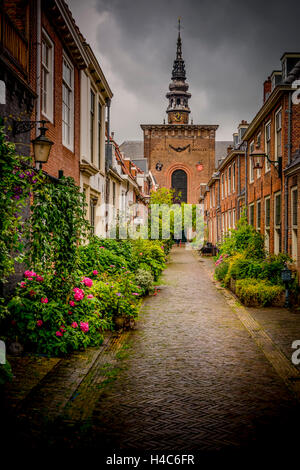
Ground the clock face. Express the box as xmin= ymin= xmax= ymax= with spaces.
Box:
xmin=174 ymin=112 xmax=182 ymax=122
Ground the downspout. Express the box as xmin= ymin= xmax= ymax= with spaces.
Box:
xmin=36 ymin=0 xmax=41 ymax=134
xmin=284 ymin=91 xmax=292 ymax=253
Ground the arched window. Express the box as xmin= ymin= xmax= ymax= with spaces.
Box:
xmin=176 ymin=98 xmax=181 ymax=106
xmin=171 ymin=169 xmax=187 ymax=203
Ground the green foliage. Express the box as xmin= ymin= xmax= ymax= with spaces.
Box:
xmin=235 ymin=279 xmax=284 ymax=307
xmin=134 ymin=268 xmax=154 ymax=295
xmin=25 ymin=174 xmax=89 ymax=294
xmin=260 ymin=253 xmax=293 ymax=285
xmin=214 ymin=259 xmax=229 ymax=282
xmin=0 ymin=361 xmax=13 ymax=386
xmin=150 ymin=187 xmax=175 ymax=206
xmin=0 ymin=126 xmax=33 ymax=282
xmin=131 ymin=239 xmax=166 ymax=281
xmin=77 ymin=239 xmax=128 ymax=276
xmin=224 ymin=255 xmax=263 ymax=285
xmin=219 ymin=216 xmax=265 ymax=260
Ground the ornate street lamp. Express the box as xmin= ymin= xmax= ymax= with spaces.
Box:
xmin=250 ymin=144 xmax=282 ymax=178
xmin=196 ymin=162 xmax=203 ymax=172
xmin=13 ymin=119 xmax=53 ymax=167
xmin=31 ymin=121 xmax=53 ymax=165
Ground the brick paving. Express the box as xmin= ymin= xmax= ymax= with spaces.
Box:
xmin=2 ymin=246 xmax=300 ymax=455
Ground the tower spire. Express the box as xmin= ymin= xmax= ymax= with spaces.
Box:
xmin=166 ymin=19 xmax=191 ymax=124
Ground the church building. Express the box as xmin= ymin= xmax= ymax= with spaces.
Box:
xmin=141 ymin=21 xmax=218 ymax=204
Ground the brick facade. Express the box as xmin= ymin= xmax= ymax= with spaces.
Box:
xmin=141 ymin=124 xmax=218 ymax=204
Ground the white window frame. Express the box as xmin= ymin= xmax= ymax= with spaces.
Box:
xmin=249 ymin=203 xmax=254 ymax=227
xmin=41 ymin=29 xmax=54 ymax=122
xmin=232 ymin=162 xmax=236 ymax=193
xmin=256 ymin=199 xmax=261 ymax=232
xmin=228 ymin=166 xmax=231 ymax=194
xmin=256 ymin=132 xmax=262 ymax=178
xmin=249 ymin=140 xmax=254 ymax=183
xmin=232 ymin=208 xmax=236 ymax=228
xmin=291 ymin=186 xmax=298 ymax=262
xmin=265 ymin=196 xmax=271 ymax=253
xmin=265 ymin=121 xmax=271 ymax=172
xmin=62 ymin=54 xmax=74 ymax=151
xmin=274 ymin=191 xmax=281 ymax=254
xmin=221 ymin=174 xmax=224 ymax=200
xmin=224 ymin=170 xmax=227 ymax=197
xmin=275 ymin=108 xmax=282 ymax=162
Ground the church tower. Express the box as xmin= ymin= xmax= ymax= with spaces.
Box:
xmin=141 ymin=20 xmax=218 ymax=204
xmin=166 ymin=19 xmax=191 ymax=125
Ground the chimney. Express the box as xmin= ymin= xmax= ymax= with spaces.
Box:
xmin=263 ymin=77 xmax=271 ymax=103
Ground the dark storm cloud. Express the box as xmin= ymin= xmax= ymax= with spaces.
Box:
xmin=69 ymin=0 xmax=300 ymax=142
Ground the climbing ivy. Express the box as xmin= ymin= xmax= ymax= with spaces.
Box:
xmin=24 ymin=174 xmax=90 ymax=297
xmin=0 ymin=126 xmax=33 ymax=283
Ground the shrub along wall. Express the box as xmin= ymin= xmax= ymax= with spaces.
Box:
xmin=214 ymin=217 xmax=297 ymax=307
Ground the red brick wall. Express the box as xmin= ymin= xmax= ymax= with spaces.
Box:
xmin=143 ymin=125 xmax=217 ymax=204
xmin=29 ymin=9 xmax=80 ymax=184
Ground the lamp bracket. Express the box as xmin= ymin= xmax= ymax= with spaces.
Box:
xmin=12 ymin=120 xmax=49 ymax=136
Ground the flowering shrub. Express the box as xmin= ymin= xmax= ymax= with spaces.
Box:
xmin=132 ymin=240 xmax=166 ymax=281
xmin=7 ymin=274 xmax=110 ymax=355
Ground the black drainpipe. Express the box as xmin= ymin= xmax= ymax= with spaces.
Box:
xmin=284 ymin=91 xmax=292 ymax=253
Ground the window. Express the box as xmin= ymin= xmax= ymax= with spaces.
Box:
xmin=256 ymin=133 xmax=262 ymax=178
xmin=228 ymin=166 xmax=231 ymax=194
xmin=232 ymin=208 xmax=236 ymax=228
xmin=232 ymin=162 xmax=236 ymax=192
xmin=265 ymin=121 xmax=271 ymax=172
xmin=112 ymin=181 xmax=116 ymax=206
xmin=98 ymin=102 xmax=102 ymax=168
xmin=249 ymin=141 xmax=254 ymax=182
xmin=274 ymin=192 xmax=281 ymax=254
xmin=256 ymin=200 xmax=261 ymax=231
xmin=275 ymin=109 xmax=282 ymax=161
xmin=62 ymin=56 xmax=74 ymax=149
xmin=221 ymin=174 xmax=224 ymax=199
xmin=41 ymin=32 xmax=53 ymax=121
xmin=265 ymin=196 xmax=270 ymax=253
xmin=224 ymin=170 xmax=227 ymax=197
xmin=291 ymin=187 xmax=298 ymax=261
xmin=222 ymin=213 xmax=225 ymax=239
xmin=90 ymin=90 xmax=95 ymax=163
xmin=228 ymin=209 xmax=231 ymax=230
xmin=249 ymin=203 xmax=254 ymax=226
xmin=90 ymin=199 xmax=96 ymax=234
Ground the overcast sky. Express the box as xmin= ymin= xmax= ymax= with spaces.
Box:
xmin=68 ymin=0 xmax=300 ymax=144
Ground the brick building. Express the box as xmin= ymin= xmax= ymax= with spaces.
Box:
xmin=141 ymin=21 xmax=218 ymax=204
xmin=0 ymin=1 xmax=36 ymax=156
xmin=204 ymin=52 xmax=300 ymax=277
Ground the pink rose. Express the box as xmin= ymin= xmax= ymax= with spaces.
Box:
xmin=68 ymin=310 xmax=72 ymax=315
xmin=92 ymin=270 xmax=98 ymax=275
xmin=24 ymin=270 xmax=36 ymax=278
xmin=20 ymin=281 xmax=26 ymax=288
xmin=80 ymin=321 xmax=89 ymax=333
xmin=81 ymin=277 xmax=93 ymax=287
xmin=37 ymin=320 xmax=43 ymax=327
xmin=139 ymin=252 xmax=143 ymax=255
xmin=41 ymin=297 xmax=48 ymax=303
xmin=71 ymin=322 xmax=78 ymax=328
xmin=73 ymin=287 xmax=84 ymax=301
xmin=56 ymin=331 xmax=62 ymax=337
xmin=36 ymin=275 xmax=44 ymax=282
xmin=60 ymin=326 xmax=66 ymax=332
xmin=87 ymin=294 xmax=94 ymax=299
xmin=69 ymin=300 xmax=75 ymax=307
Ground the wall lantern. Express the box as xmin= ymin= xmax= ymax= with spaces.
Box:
xmin=155 ymin=162 xmax=163 ymax=171
xmin=196 ymin=162 xmax=203 ymax=172
xmin=250 ymin=144 xmax=282 ymax=178
xmin=13 ymin=119 xmax=53 ymax=167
